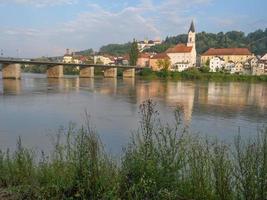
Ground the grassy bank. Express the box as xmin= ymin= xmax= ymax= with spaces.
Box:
xmin=139 ymin=68 xmax=267 ymax=82
xmin=0 ymin=100 xmax=266 ymax=200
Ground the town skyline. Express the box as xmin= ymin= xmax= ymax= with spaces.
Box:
xmin=0 ymin=0 xmax=266 ymax=57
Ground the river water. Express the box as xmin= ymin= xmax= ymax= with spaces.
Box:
xmin=0 ymin=73 xmax=266 ymax=155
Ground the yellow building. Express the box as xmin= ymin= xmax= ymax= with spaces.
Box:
xmin=201 ymin=48 xmax=252 ymax=65
xmin=137 ymin=53 xmax=151 ymax=67
xmin=149 ymin=53 xmax=170 ymax=71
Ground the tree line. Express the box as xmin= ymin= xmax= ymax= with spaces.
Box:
xmin=99 ymin=29 xmax=267 ymax=56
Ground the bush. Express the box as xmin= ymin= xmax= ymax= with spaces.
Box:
xmin=139 ymin=68 xmax=154 ymax=77
xmin=157 ymin=69 xmax=170 ymax=78
xmin=0 ymin=121 xmax=119 ymax=199
xmin=199 ymin=66 xmax=210 ymax=73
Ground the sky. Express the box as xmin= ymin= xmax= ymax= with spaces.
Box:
xmin=0 ymin=0 xmax=266 ymax=58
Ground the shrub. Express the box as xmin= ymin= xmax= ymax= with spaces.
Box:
xmin=139 ymin=68 xmax=155 ymax=77
xmin=199 ymin=66 xmax=210 ymax=73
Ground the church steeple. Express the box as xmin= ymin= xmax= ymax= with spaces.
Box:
xmin=188 ymin=20 xmax=195 ymax=33
xmin=187 ymin=20 xmax=196 ymax=48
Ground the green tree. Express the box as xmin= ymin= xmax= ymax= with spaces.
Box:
xmin=98 ymin=29 xmax=267 ymax=56
xmin=129 ymin=39 xmax=139 ymax=66
xmin=156 ymin=58 xmax=171 ymax=71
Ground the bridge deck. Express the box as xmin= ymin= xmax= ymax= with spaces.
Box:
xmin=0 ymin=59 xmax=143 ymax=69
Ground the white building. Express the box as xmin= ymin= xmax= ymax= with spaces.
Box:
xmin=252 ymin=61 xmax=265 ymax=75
xmin=63 ymin=49 xmax=73 ymax=63
xmin=209 ymin=57 xmax=225 ymax=72
xmin=93 ymin=55 xmax=114 ymax=65
xmin=225 ymin=61 xmax=235 ymax=74
xmin=261 ymin=53 xmax=267 ymax=61
xmin=242 ymin=56 xmax=259 ymax=75
xmin=170 ymin=62 xmax=190 ymax=72
xmin=166 ymin=21 xmax=197 ymax=72
xmin=138 ymin=39 xmax=162 ymax=52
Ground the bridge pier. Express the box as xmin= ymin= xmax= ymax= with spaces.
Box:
xmin=123 ymin=68 xmax=135 ymax=78
xmin=80 ymin=67 xmax=94 ymax=78
xmin=104 ymin=68 xmax=117 ymax=78
xmin=2 ymin=64 xmax=21 ymax=79
xmin=47 ymin=65 xmax=63 ymax=78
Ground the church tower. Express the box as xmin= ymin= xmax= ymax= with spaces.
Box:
xmin=187 ymin=20 xmax=196 ymax=66
xmin=187 ymin=20 xmax=196 ymax=48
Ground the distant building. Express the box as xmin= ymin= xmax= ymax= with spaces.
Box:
xmin=166 ymin=21 xmax=197 ymax=71
xmin=260 ymin=53 xmax=267 ymax=74
xmin=252 ymin=61 xmax=265 ymax=75
xmin=209 ymin=56 xmax=225 ymax=72
xmin=224 ymin=61 xmax=235 ymax=74
xmin=137 ymin=39 xmax=162 ymax=52
xmin=93 ymin=55 xmax=114 ymax=65
xmin=149 ymin=53 xmax=170 ymax=71
xmin=234 ymin=62 xmax=244 ymax=74
xmin=63 ymin=49 xmax=73 ymax=63
xmin=201 ymin=48 xmax=253 ymax=65
xmin=137 ymin=53 xmax=151 ymax=67
xmin=261 ymin=53 xmax=267 ymax=61
xmin=62 ymin=49 xmax=89 ymax=64
xmin=242 ymin=56 xmax=258 ymax=75
xmin=114 ymin=55 xmax=129 ymax=66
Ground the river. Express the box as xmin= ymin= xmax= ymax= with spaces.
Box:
xmin=0 ymin=73 xmax=266 ymax=155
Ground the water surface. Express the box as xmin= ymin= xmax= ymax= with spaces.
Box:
xmin=0 ymin=73 xmax=266 ymax=154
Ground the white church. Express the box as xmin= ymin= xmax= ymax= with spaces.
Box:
xmin=166 ymin=21 xmax=197 ymax=72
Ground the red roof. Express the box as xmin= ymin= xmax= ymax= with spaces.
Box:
xmin=138 ymin=53 xmax=151 ymax=59
xmin=166 ymin=44 xmax=192 ymax=53
xmin=202 ymin=48 xmax=252 ymax=56
xmin=151 ymin=53 xmax=170 ymax=59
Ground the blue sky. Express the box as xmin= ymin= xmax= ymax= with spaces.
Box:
xmin=0 ymin=0 xmax=266 ymax=57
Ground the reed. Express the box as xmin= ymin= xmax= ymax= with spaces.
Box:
xmin=0 ymin=100 xmax=266 ymax=199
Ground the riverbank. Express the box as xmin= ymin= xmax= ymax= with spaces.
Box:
xmin=19 ymin=66 xmax=267 ymax=82
xmin=0 ymin=100 xmax=266 ymax=200
xmin=139 ymin=68 xmax=267 ymax=82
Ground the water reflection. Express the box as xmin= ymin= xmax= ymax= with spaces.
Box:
xmin=74 ymin=78 xmax=266 ymax=124
xmin=1 ymin=76 xmax=266 ymax=122
xmin=80 ymin=78 xmax=95 ymax=91
xmin=0 ymin=74 xmax=266 ymax=153
xmin=99 ymin=78 xmax=117 ymax=95
xmin=2 ymin=79 xmax=22 ymax=95
xmin=165 ymin=82 xmax=195 ymax=124
xmin=47 ymin=78 xmax=80 ymax=92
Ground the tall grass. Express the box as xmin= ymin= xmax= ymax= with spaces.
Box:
xmin=0 ymin=100 xmax=266 ymax=199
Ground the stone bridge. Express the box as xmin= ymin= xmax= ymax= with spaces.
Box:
xmin=0 ymin=59 xmax=142 ymax=79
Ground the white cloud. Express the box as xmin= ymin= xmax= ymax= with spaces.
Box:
xmin=0 ymin=0 xmax=212 ymax=57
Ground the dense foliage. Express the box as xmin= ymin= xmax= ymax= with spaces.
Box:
xmin=22 ymin=65 xmax=47 ymax=74
xmin=0 ymin=100 xmax=266 ymax=200
xmin=148 ymin=29 xmax=267 ymax=55
xmin=139 ymin=67 xmax=267 ymax=82
xmin=98 ymin=29 xmax=267 ymax=56
xmin=129 ymin=39 xmax=139 ymax=66
xmin=99 ymin=42 xmax=132 ymax=56
xmin=75 ymin=48 xmax=94 ymax=56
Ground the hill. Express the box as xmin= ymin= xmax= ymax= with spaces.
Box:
xmin=75 ymin=48 xmax=94 ymax=56
xmin=97 ymin=29 xmax=267 ymax=56
xmin=99 ymin=42 xmax=132 ymax=56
